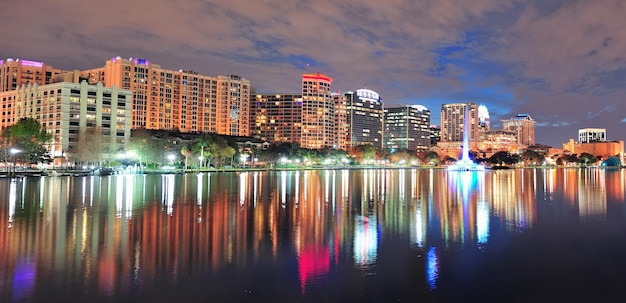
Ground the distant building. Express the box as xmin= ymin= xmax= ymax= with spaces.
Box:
xmin=477 ymin=104 xmax=491 ymax=141
xmin=429 ymin=125 xmax=441 ymax=145
xmin=501 ymin=114 xmax=536 ymax=146
xmin=333 ymin=92 xmax=350 ymax=150
xmin=0 ymin=58 xmax=67 ymax=92
xmin=562 ymin=138 xmax=624 ymax=160
xmin=343 ymin=89 xmax=384 ymax=149
xmin=80 ymin=56 xmax=251 ymax=136
xmin=384 ymin=104 xmax=431 ymax=151
xmin=250 ymin=94 xmax=302 ymax=145
xmin=578 ymin=128 xmax=606 ymax=143
xmin=301 ymin=73 xmax=334 ymax=149
xmin=477 ymin=130 xmax=520 ymax=157
xmin=440 ymin=102 xmax=480 ymax=143
xmin=0 ymin=81 xmax=132 ymax=162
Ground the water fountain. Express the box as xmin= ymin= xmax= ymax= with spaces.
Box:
xmin=446 ymin=105 xmax=485 ymax=171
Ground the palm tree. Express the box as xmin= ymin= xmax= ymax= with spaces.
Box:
xmin=181 ymin=145 xmax=193 ymax=170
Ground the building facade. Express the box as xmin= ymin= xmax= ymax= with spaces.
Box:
xmin=344 ymin=89 xmax=384 ymax=150
xmin=578 ymin=128 xmax=606 ymax=143
xmin=301 ymin=73 xmax=334 ymax=149
xmin=81 ymin=56 xmax=251 ymax=136
xmin=501 ymin=114 xmax=536 ymax=146
xmin=250 ymin=94 xmax=303 ymax=145
xmin=440 ymin=102 xmax=480 ymax=143
xmin=563 ymin=139 xmax=624 ymax=160
xmin=384 ymin=104 xmax=431 ymax=151
xmin=1 ymin=58 xmax=67 ymax=92
xmin=0 ymin=81 xmax=132 ymax=161
xmin=333 ymin=92 xmax=350 ymax=150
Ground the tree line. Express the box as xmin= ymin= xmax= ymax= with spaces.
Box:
xmin=0 ymin=118 xmax=617 ymax=169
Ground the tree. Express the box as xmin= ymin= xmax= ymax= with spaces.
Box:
xmin=521 ymin=149 xmax=543 ymax=166
xmin=578 ymin=152 xmax=597 ymax=166
xmin=127 ymin=129 xmax=162 ymax=167
xmin=350 ymin=144 xmax=377 ymax=163
xmin=73 ymin=126 xmax=108 ymax=166
xmin=487 ymin=151 xmax=519 ymax=166
xmin=418 ymin=151 xmax=441 ymax=166
xmin=180 ymin=145 xmax=193 ymax=170
xmin=2 ymin=118 xmax=53 ymax=164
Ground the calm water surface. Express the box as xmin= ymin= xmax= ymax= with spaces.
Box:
xmin=1 ymin=168 xmax=626 ymax=302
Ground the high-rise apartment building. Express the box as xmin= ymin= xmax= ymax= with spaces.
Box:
xmin=343 ymin=89 xmax=384 ymax=149
xmin=250 ymin=94 xmax=302 ymax=144
xmin=0 ymin=81 xmax=131 ymax=160
xmin=501 ymin=114 xmax=536 ymax=146
xmin=440 ymin=102 xmax=480 ymax=143
xmin=0 ymin=58 xmax=67 ymax=92
xmin=578 ymin=128 xmax=606 ymax=143
xmin=81 ymin=56 xmax=251 ymax=136
xmin=301 ymin=73 xmax=334 ymax=149
xmin=333 ymin=92 xmax=350 ymax=150
xmin=384 ymin=105 xmax=431 ymax=151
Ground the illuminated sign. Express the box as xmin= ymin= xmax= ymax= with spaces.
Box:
xmin=356 ymin=89 xmax=380 ymax=102
xmin=19 ymin=60 xmax=44 ymax=68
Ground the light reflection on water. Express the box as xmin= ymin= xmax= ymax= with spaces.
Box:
xmin=0 ymin=168 xmax=625 ymax=302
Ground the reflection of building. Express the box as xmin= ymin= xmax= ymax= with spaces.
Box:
xmin=578 ymin=128 xmax=606 ymax=143
xmin=81 ymin=56 xmax=251 ymax=135
xmin=250 ymin=94 xmax=303 ymax=144
xmin=501 ymin=114 xmax=536 ymax=146
xmin=301 ymin=73 xmax=334 ymax=149
xmin=0 ymin=58 xmax=66 ymax=92
xmin=0 ymin=81 xmax=131 ymax=158
xmin=384 ymin=105 xmax=431 ymax=151
xmin=344 ymin=89 xmax=384 ymax=149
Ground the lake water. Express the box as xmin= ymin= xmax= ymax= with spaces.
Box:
xmin=1 ymin=168 xmax=626 ymax=302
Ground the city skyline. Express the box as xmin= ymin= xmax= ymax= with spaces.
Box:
xmin=2 ymin=0 xmax=626 ymax=146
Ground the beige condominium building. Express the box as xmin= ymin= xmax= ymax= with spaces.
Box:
xmin=251 ymin=93 xmax=303 ymax=145
xmin=301 ymin=73 xmax=334 ymax=149
xmin=0 ymin=58 xmax=66 ymax=92
xmin=80 ymin=56 xmax=251 ymax=136
xmin=0 ymin=81 xmax=131 ymax=163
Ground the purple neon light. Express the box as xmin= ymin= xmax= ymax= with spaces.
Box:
xmin=20 ymin=60 xmax=44 ymax=68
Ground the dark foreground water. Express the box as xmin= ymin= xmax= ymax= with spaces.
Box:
xmin=1 ymin=168 xmax=626 ymax=302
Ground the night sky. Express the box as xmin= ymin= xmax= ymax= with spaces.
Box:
xmin=2 ymin=0 xmax=626 ymax=146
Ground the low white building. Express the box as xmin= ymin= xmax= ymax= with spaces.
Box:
xmin=0 ymin=81 xmax=132 ymax=163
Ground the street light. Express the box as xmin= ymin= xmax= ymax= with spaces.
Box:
xmin=240 ymin=154 xmax=248 ymax=168
xmin=10 ymin=148 xmax=21 ymax=178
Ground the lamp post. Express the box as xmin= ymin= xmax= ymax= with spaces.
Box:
xmin=10 ymin=148 xmax=20 ymax=178
xmin=240 ymin=154 xmax=247 ymax=169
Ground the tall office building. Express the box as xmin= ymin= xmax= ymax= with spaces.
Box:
xmin=301 ymin=73 xmax=334 ymax=149
xmin=343 ymin=89 xmax=384 ymax=149
xmin=0 ymin=81 xmax=131 ymax=160
xmin=251 ymin=93 xmax=302 ymax=144
xmin=384 ymin=105 xmax=431 ymax=151
xmin=0 ymin=58 xmax=67 ymax=92
xmin=501 ymin=114 xmax=536 ymax=146
xmin=578 ymin=128 xmax=606 ymax=143
xmin=333 ymin=92 xmax=350 ymax=150
xmin=440 ymin=102 xmax=480 ymax=143
xmin=81 ymin=56 xmax=251 ymax=136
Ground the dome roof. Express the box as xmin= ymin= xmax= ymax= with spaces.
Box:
xmin=601 ymin=156 xmax=621 ymax=167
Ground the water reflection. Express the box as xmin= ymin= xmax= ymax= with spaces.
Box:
xmin=0 ymin=168 xmax=625 ymax=302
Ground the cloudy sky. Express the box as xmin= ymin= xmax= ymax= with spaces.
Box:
xmin=2 ymin=0 xmax=626 ymax=146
